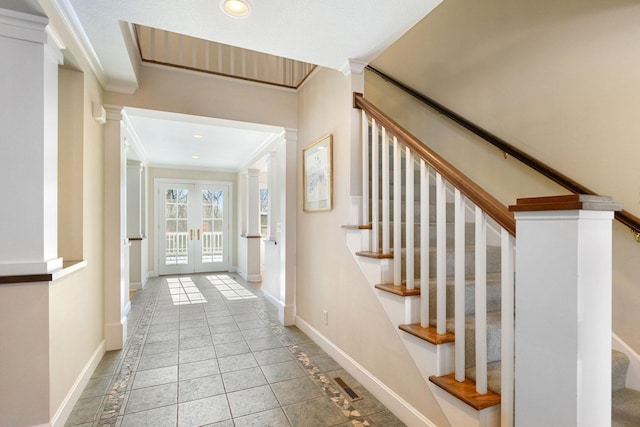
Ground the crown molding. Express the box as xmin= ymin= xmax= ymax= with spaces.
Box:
xmin=48 ymin=0 xmax=106 ymax=88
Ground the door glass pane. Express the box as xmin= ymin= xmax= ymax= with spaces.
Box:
xmin=201 ymin=190 xmax=223 ymax=264
xmin=165 ymin=188 xmax=189 ymax=265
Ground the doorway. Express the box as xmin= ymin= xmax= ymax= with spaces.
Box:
xmin=157 ymin=180 xmax=231 ymax=275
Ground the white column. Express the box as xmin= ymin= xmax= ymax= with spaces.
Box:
xmin=104 ymin=105 xmax=129 ymax=350
xmin=0 ymin=6 xmax=63 ymax=275
xmin=246 ymin=169 xmax=261 ymax=237
xmin=267 ymin=151 xmax=279 ymax=241
xmin=0 ymin=5 xmax=60 ymax=426
xmin=281 ymin=129 xmax=297 ymax=325
xmin=240 ymin=169 xmax=261 ymax=282
xmin=127 ymin=161 xmax=143 ymax=238
xmin=512 ymin=195 xmax=619 ymax=427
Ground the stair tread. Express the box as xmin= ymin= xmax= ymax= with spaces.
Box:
xmin=342 ymin=224 xmax=373 ymax=230
xmin=375 ymin=283 xmax=420 ymax=296
xmin=429 ymin=373 xmax=501 ymax=410
xmin=355 ymin=251 xmax=393 ymax=259
xmin=399 ymin=323 xmax=455 ymax=344
xmin=613 ymin=388 xmax=640 ymax=426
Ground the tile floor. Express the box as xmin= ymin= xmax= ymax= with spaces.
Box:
xmin=66 ymin=273 xmax=405 ymax=426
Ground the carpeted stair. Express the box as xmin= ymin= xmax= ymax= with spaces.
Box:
xmin=612 ymin=349 xmax=640 ymax=426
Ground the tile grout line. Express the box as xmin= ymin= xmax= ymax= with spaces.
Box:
xmin=250 ymin=299 xmax=373 ymax=426
xmin=94 ymin=284 xmax=162 ymax=426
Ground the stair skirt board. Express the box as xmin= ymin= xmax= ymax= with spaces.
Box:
xmin=613 ymin=333 xmax=640 ymax=392
xmin=295 ymin=316 xmax=440 ymax=427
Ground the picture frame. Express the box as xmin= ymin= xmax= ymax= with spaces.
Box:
xmin=303 ymin=134 xmax=333 ymax=212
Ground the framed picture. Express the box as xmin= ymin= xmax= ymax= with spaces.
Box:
xmin=303 ymin=134 xmax=333 ymax=212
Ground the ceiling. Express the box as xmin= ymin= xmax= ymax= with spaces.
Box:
xmin=125 ymin=108 xmax=282 ymax=171
xmin=50 ymin=0 xmax=442 ymax=171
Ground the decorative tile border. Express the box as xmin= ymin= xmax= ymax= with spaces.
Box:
xmin=250 ymin=293 xmax=379 ymax=426
xmin=95 ymin=283 xmax=161 ymax=426
xmin=74 ymin=274 xmax=401 ymax=427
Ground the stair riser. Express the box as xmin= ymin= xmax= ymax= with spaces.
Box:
xmin=375 ymin=200 xmax=456 ymax=223
xmin=378 ymin=222 xmax=477 ymax=247
xmin=399 ymin=246 xmax=502 ymax=278
xmin=426 ymin=281 xmax=502 ymax=318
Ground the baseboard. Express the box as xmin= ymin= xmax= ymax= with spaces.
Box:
xmin=246 ymin=274 xmax=262 ymax=283
xmin=262 ymin=288 xmax=283 ymax=311
xmin=295 ymin=316 xmax=438 ymax=427
xmin=613 ymin=333 xmax=640 ymax=391
xmin=50 ymin=340 xmax=106 ymax=427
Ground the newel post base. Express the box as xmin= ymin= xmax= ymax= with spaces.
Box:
xmin=510 ymin=195 xmax=620 ymax=427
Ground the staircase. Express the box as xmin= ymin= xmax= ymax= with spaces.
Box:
xmin=346 ymin=94 xmax=640 ymax=427
xmin=613 ymin=350 xmax=640 ymax=426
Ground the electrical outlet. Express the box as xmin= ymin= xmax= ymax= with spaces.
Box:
xmin=322 ymin=310 xmax=328 ymax=325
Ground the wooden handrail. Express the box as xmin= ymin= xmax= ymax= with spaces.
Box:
xmin=366 ymin=65 xmax=640 ymax=237
xmin=354 ymin=93 xmax=516 ymax=236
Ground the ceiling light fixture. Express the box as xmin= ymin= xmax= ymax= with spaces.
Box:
xmin=192 ymin=134 xmax=203 ymax=139
xmin=192 ymin=155 xmax=200 ymax=159
xmin=220 ymin=0 xmax=250 ymax=17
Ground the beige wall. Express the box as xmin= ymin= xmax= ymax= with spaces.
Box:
xmin=296 ymin=67 xmax=450 ymax=426
xmin=105 ymin=64 xmax=298 ymax=130
xmin=40 ymin=0 xmax=108 ymax=416
xmin=147 ymin=167 xmax=238 ymax=274
xmin=369 ymin=0 xmax=640 ymax=351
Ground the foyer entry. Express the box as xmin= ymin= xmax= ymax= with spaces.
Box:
xmin=157 ymin=180 xmax=231 ymax=275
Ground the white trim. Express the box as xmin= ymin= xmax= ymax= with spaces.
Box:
xmin=154 ymin=178 xmax=234 ymax=276
xmin=0 ymin=258 xmax=63 ymax=276
xmin=613 ymin=333 xmax=640 ymax=391
xmin=47 ymin=0 xmax=107 ymax=87
xmin=123 ymin=300 xmax=131 ymax=317
xmin=295 ymin=316 xmax=438 ymax=427
xmin=262 ymin=288 xmax=283 ymax=311
xmin=50 ymin=341 xmax=106 ymax=427
xmin=142 ymin=61 xmax=299 ymax=93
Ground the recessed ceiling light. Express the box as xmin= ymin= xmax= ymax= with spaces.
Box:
xmin=192 ymin=155 xmax=200 ymax=159
xmin=220 ymin=0 xmax=250 ymax=17
xmin=192 ymin=134 xmax=204 ymax=139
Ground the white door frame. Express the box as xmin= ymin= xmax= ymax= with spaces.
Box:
xmin=154 ymin=178 xmax=233 ymax=275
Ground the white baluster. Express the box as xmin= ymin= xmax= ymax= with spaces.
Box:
xmin=361 ymin=110 xmax=369 ymax=226
xmin=371 ymin=120 xmax=379 ymax=252
xmin=475 ymin=207 xmax=488 ymax=394
xmin=405 ymin=147 xmax=414 ymax=289
xmin=420 ymin=160 xmax=429 ymax=327
xmin=381 ymin=128 xmax=390 ymax=254
xmin=454 ymin=190 xmax=466 ymax=381
xmin=436 ymin=173 xmax=446 ymax=334
xmin=501 ymin=230 xmax=515 ymax=427
xmin=393 ymin=137 xmax=401 ymax=285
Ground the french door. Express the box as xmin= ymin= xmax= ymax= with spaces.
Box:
xmin=158 ymin=181 xmax=230 ymax=275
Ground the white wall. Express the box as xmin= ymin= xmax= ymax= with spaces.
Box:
xmin=369 ymin=0 xmax=640 ymax=353
xmin=296 ymin=67 xmax=450 ymax=426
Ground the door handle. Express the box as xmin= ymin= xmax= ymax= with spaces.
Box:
xmin=190 ymin=229 xmax=193 ymax=240
xmin=197 ymin=229 xmax=201 ymax=240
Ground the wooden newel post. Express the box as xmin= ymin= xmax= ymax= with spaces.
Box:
xmin=509 ymin=195 xmax=621 ymax=427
